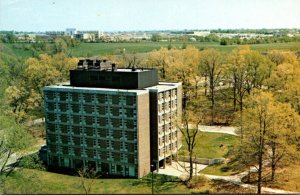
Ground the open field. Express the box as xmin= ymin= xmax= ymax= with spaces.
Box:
xmin=1 ymin=169 xmax=211 ymax=194
xmin=4 ymin=41 xmax=300 ymax=58
xmin=69 ymin=41 xmax=300 ymax=57
xmin=178 ymin=132 xmax=237 ymax=159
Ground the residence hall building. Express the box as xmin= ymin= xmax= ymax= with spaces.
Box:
xmin=44 ymin=59 xmax=182 ymax=178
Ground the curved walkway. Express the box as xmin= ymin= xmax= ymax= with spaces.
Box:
xmin=199 ymin=125 xmax=238 ymax=136
xmin=159 ymin=124 xmax=299 ymax=194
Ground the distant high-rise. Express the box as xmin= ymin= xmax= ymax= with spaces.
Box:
xmin=44 ymin=59 xmax=182 ymax=178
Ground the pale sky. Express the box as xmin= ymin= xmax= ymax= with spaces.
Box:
xmin=0 ymin=0 xmax=299 ymax=31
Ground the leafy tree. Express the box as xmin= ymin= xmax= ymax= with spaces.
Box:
xmin=238 ymin=90 xmax=300 ymax=193
xmin=151 ymin=33 xmax=161 ymax=42
xmin=199 ymin=48 xmax=223 ymax=124
xmin=54 ymin=38 xmax=68 ymax=53
xmin=0 ymin=114 xmax=33 ymax=189
xmin=5 ymin=53 xmax=78 ymax=121
xmin=148 ymin=48 xmax=169 ymax=79
xmin=265 ymin=51 xmax=300 ymax=113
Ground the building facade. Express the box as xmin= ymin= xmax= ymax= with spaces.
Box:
xmin=44 ymin=60 xmax=182 ymax=178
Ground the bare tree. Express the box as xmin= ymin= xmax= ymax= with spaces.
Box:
xmin=175 ymin=111 xmax=202 ymax=181
xmin=77 ymin=168 xmax=97 ymax=194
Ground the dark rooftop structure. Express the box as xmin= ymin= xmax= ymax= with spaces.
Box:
xmin=70 ymin=59 xmax=159 ymax=89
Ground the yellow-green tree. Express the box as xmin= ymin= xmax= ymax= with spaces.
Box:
xmin=5 ymin=53 xmax=78 ymax=121
xmin=199 ymin=48 xmax=223 ymax=124
xmin=265 ymin=51 xmax=300 ymax=114
xmin=240 ymin=90 xmax=300 ymax=193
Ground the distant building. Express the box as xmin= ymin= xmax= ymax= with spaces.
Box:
xmin=45 ymin=31 xmax=65 ymax=36
xmin=44 ymin=59 xmax=182 ymax=178
xmin=192 ymin=31 xmax=210 ymax=37
xmin=65 ymin=28 xmax=77 ymax=38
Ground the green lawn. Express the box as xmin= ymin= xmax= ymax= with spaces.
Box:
xmin=3 ymin=43 xmax=34 ymax=58
xmin=179 ymin=132 xmax=237 ymax=159
xmin=4 ymin=41 xmax=300 ymax=59
xmin=200 ymin=163 xmax=239 ymax=176
xmin=2 ymin=169 xmax=211 ymax=194
xmin=69 ymin=41 xmax=300 ymax=57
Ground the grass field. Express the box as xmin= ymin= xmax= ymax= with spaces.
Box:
xmin=4 ymin=41 xmax=300 ymax=59
xmin=2 ymin=169 xmax=211 ymax=194
xmin=200 ymin=163 xmax=239 ymax=176
xmin=69 ymin=41 xmax=300 ymax=57
xmin=178 ymin=132 xmax=237 ymax=159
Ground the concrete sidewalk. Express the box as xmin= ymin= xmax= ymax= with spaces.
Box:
xmin=199 ymin=125 xmax=238 ymax=136
xmin=156 ymin=161 xmax=207 ymax=179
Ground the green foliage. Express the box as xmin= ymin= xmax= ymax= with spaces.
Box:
xmin=0 ymin=115 xmax=34 ymax=151
xmin=150 ymin=33 xmax=162 ymax=42
xmin=18 ymin=153 xmax=45 ymax=171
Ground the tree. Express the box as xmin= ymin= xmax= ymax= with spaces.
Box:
xmin=265 ymin=51 xmax=300 ymax=114
xmin=148 ymin=48 xmax=169 ymax=79
xmin=174 ymin=110 xmax=202 ymax=181
xmin=239 ymin=90 xmax=300 ymax=193
xmin=199 ymin=48 xmax=223 ymax=124
xmin=54 ymin=38 xmax=68 ymax=53
xmin=266 ymin=103 xmax=300 ymax=181
xmin=5 ymin=53 xmax=78 ymax=121
xmin=77 ymin=168 xmax=97 ymax=194
xmin=0 ymin=115 xmax=33 ymax=190
xmin=151 ymin=33 xmax=161 ymax=42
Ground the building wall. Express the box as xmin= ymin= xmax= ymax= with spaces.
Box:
xmin=44 ymin=87 xmax=148 ymax=178
xmin=136 ymin=93 xmax=150 ymax=178
xmin=148 ymin=82 xmax=182 ymax=168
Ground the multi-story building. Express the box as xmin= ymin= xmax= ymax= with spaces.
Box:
xmin=44 ymin=59 xmax=182 ymax=178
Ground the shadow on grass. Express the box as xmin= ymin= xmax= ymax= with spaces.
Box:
xmin=131 ymin=173 xmax=182 ymax=193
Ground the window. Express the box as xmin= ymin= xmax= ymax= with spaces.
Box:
xmin=59 ymin=103 xmax=68 ymax=112
xmin=71 ymin=93 xmax=79 ymax=102
xmin=71 ymin=104 xmax=80 ymax=113
xmin=97 ymin=94 xmax=106 ymax=103
xmin=112 ymin=95 xmax=119 ymax=104
xmin=84 ymin=105 xmax=93 ymax=114
xmin=46 ymin=102 xmax=55 ymax=111
xmin=59 ymin=92 xmax=68 ymax=101
xmin=47 ymin=113 xmax=55 ymax=122
xmin=46 ymin=91 xmax=55 ymax=100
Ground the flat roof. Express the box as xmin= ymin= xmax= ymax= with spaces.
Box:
xmin=145 ymin=82 xmax=182 ymax=92
xmin=74 ymin=68 xmax=152 ymax=73
xmin=45 ymin=81 xmax=181 ymax=94
xmin=44 ymin=82 xmax=149 ymax=95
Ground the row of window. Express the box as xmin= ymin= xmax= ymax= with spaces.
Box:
xmin=46 ymin=102 xmax=136 ymax=116
xmin=46 ymin=114 xmax=137 ymax=129
xmin=49 ymin=156 xmax=137 ymax=177
xmin=45 ymin=91 xmax=136 ymax=105
xmin=49 ymin=149 xmax=137 ymax=164
xmin=158 ymin=142 xmax=178 ymax=157
xmin=47 ymin=133 xmax=138 ymax=146
xmin=158 ymin=89 xmax=177 ymax=101
xmin=158 ymin=131 xmax=178 ymax=145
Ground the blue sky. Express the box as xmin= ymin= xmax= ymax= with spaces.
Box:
xmin=0 ymin=0 xmax=299 ymax=31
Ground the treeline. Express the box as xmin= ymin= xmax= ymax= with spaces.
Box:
xmin=211 ymin=28 xmax=300 ymax=34
xmin=220 ymin=35 xmax=300 ymax=45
